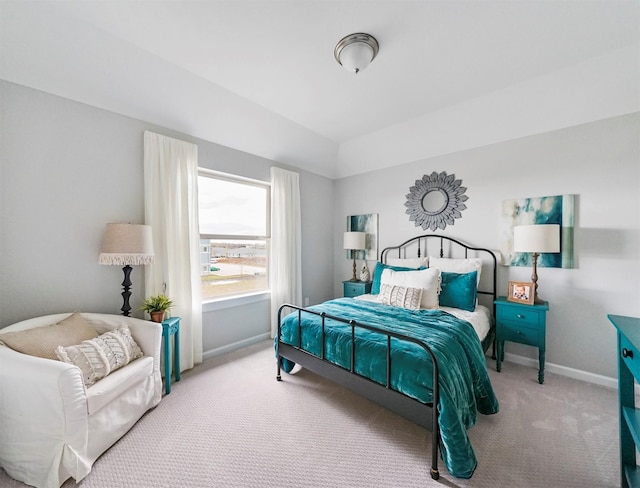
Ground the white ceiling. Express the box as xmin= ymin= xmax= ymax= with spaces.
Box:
xmin=1 ymin=1 xmax=639 ymax=178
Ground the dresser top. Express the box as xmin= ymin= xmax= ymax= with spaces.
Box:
xmin=609 ymin=314 xmax=640 ymax=347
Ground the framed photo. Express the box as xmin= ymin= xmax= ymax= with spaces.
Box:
xmin=507 ymin=281 xmax=534 ymax=305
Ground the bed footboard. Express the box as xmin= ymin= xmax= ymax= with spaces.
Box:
xmin=276 ymin=303 xmax=441 ymax=480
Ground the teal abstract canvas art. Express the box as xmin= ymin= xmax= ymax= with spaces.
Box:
xmin=501 ymin=194 xmax=575 ymax=268
xmin=347 ymin=213 xmax=378 ymax=261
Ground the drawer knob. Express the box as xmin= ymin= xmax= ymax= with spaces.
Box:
xmin=517 ymin=314 xmax=525 ymax=319
xmin=623 ymin=348 xmax=634 ymax=359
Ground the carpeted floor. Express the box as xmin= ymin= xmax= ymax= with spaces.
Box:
xmin=1 ymin=340 xmax=620 ymax=488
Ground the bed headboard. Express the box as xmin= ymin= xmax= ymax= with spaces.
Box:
xmin=380 ymin=234 xmax=498 ymax=315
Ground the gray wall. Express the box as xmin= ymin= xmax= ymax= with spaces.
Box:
xmin=3 ymin=79 xmax=639 ymax=381
xmin=333 ymin=113 xmax=640 ymax=380
xmin=0 ymin=81 xmax=335 ymax=357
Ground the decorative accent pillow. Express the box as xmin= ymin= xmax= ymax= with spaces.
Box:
xmin=55 ymin=326 xmax=143 ymax=387
xmin=439 ymin=271 xmax=478 ymax=312
xmin=380 ymin=267 xmax=441 ymax=309
xmin=371 ymin=262 xmax=427 ymax=295
xmin=378 ymin=284 xmax=423 ymax=310
xmin=428 ymin=257 xmax=482 ymax=285
xmin=385 ymin=257 xmax=428 ymax=269
xmin=0 ymin=312 xmax=98 ymax=360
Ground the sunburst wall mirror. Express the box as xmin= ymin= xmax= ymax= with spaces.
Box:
xmin=404 ymin=171 xmax=468 ymax=231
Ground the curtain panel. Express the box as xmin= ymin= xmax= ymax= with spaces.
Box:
xmin=143 ymin=131 xmax=203 ymax=369
xmin=269 ymin=167 xmax=302 ymax=338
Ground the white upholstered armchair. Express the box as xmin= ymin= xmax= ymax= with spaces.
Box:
xmin=0 ymin=312 xmax=163 ymax=488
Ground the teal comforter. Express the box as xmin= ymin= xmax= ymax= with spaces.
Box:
xmin=277 ymin=298 xmax=499 ymax=479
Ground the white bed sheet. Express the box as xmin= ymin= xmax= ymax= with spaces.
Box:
xmin=354 ymin=294 xmax=492 ymax=342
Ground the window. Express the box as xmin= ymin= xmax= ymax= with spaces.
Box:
xmin=198 ymin=170 xmax=270 ymax=301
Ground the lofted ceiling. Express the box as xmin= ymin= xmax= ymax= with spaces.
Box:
xmin=1 ymin=1 xmax=638 ymax=178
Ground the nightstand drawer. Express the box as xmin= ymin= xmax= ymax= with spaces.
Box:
xmin=500 ymin=322 xmax=539 ymax=346
xmin=343 ymin=281 xmax=372 ymax=298
xmin=620 ymin=335 xmax=640 ymax=381
xmin=497 ymin=306 xmax=542 ymax=326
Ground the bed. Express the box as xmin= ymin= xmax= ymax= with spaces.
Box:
xmin=275 ymin=234 xmax=499 ymax=480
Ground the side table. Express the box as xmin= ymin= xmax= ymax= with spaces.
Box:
xmin=343 ymin=280 xmax=372 ymax=298
xmin=495 ymin=296 xmax=548 ymax=384
xmin=161 ymin=317 xmax=181 ymax=394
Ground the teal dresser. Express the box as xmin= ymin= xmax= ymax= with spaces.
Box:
xmin=495 ymin=296 xmax=549 ymax=384
xmin=609 ymin=314 xmax=640 ymax=488
xmin=343 ymin=280 xmax=372 ymax=298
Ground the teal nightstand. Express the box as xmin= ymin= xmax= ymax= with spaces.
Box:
xmin=161 ymin=317 xmax=181 ymax=394
xmin=343 ymin=280 xmax=372 ymax=298
xmin=609 ymin=314 xmax=640 ymax=488
xmin=495 ymin=296 xmax=549 ymax=384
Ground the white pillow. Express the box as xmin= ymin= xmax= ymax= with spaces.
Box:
xmin=428 ymin=257 xmax=482 ymax=285
xmin=378 ymin=284 xmax=423 ymax=310
xmin=385 ymin=257 xmax=428 ymax=268
xmin=380 ymin=267 xmax=441 ymax=309
xmin=55 ymin=326 xmax=143 ymax=387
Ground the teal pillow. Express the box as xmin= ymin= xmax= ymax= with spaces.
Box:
xmin=371 ymin=262 xmax=425 ymax=295
xmin=439 ymin=271 xmax=478 ymax=312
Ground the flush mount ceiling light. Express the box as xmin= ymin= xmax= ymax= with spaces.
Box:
xmin=334 ymin=33 xmax=379 ymax=74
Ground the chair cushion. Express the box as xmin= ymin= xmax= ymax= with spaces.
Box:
xmin=0 ymin=312 xmax=98 ymax=360
xmin=86 ymin=355 xmax=154 ymax=415
xmin=55 ymin=326 xmax=143 ymax=387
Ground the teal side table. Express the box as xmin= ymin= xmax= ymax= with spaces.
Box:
xmin=343 ymin=280 xmax=372 ymax=298
xmin=161 ymin=317 xmax=181 ymax=394
xmin=495 ymin=296 xmax=549 ymax=384
xmin=609 ymin=314 xmax=640 ymax=488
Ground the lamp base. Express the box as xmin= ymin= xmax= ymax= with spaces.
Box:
xmin=531 ymin=252 xmax=544 ymax=305
xmin=349 ymin=257 xmax=359 ymax=282
xmin=121 ymin=265 xmax=132 ymax=317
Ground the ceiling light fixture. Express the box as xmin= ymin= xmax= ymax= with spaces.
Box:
xmin=334 ymin=33 xmax=379 ymax=74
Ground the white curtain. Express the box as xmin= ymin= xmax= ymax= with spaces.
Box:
xmin=269 ymin=167 xmax=302 ymax=338
xmin=143 ymin=131 xmax=203 ymax=369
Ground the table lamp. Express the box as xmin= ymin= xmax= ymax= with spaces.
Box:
xmin=99 ymin=223 xmax=154 ymax=316
xmin=513 ymin=224 xmax=560 ymax=304
xmin=343 ymin=231 xmax=366 ymax=282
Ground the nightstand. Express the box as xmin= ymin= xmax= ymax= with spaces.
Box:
xmin=343 ymin=280 xmax=372 ymax=298
xmin=495 ymin=296 xmax=549 ymax=384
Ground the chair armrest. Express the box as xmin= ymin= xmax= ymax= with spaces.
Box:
xmin=125 ymin=319 xmax=162 ymax=375
xmin=80 ymin=313 xmax=162 ymax=374
xmin=125 ymin=319 xmax=162 ymax=360
xmin=0 ymin=346 xmax=90 ymax=486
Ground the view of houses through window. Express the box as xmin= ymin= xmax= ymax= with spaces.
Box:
xmin=199 ymin=239 xmax=268 ymax=300
xmin=198 ymin=170 xmax=270 ymax=300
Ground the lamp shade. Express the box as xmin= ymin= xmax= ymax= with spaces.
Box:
xmin=513 ymin=224 xmax=560 ymax=253
xmin=99 ymin=223 xmax=154 ymax=265
xmin=343 ymin=231 xmax=366 ymax=250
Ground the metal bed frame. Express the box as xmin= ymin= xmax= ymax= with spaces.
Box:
xmin=276 ymin=235 xmax=498 ymax=480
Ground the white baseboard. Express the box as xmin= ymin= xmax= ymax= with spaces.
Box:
xmin=501 ymin=352 xmax=617 ymax=390
xmin=203 ymin=332 xmax=271 ymax=362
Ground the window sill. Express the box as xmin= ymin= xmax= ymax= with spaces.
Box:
xmin=202 ymin=291 xmax=271 ymax=312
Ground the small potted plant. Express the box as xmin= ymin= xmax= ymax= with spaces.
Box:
xmin=139 ymin=294 xmax=174 ymax=323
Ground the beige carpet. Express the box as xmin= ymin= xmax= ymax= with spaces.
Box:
xmin=1 ymin=340 xmax=619 ymax=488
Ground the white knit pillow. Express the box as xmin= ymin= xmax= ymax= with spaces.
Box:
xmin=55 ymin=326 xmax=143 ymax=387
xmin=378 ymin=284 xmax=423 ymax=310
xmin=379 ymin=267 xmax=441 ymax=309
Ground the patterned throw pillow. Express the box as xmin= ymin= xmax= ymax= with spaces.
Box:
xmin=378 ymin=284 xmax=423 ymax=310
xmin=55 ymin=326 xmax=143 ymax=387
